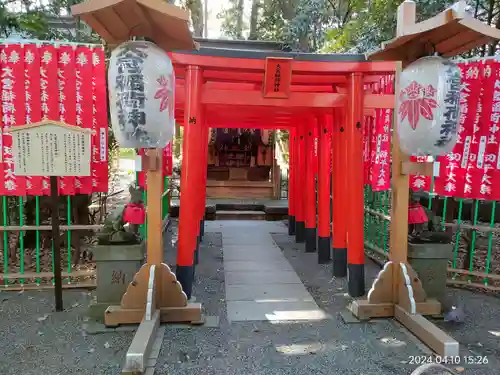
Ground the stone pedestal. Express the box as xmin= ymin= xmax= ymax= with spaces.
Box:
xmin=408 ymin=242 xmax=452 ymax=307
xmin=87 ymin=243 xmax=144 ymax=321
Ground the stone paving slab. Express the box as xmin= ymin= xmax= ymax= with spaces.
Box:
xmin=221 ymin=245 xmax=281 ymax=253
xmin=223 ymin=250 xmax=285 ymax=261
xmin=225 ymin=284 xmax=313 ymax=302
xmin=220 ymin=220 xmax=324 ymax=323
xmin=226 ymin=300 xmax=328 ymax=322
xmin=225 ymin=270 xmax=303 ymax=285
xmin=224 ymin=260 xmax=293 ymax=272
xmin=219 ymin=242 xmax=280 ymax=248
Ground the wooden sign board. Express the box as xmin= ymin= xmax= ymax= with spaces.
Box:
xmin=263 ymin=57 xmax=292 ymax=99
xmin=9 ymin=120 xmax=92 ymax=177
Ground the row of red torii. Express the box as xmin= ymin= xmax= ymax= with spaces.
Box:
xmin=169 ymin=51 xmax=396 ymax=298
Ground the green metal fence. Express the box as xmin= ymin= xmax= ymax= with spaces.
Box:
xmin=138 ymin=175 xmax=171 ymax=239
xmin=364 ymin=185 xmax=500 ymax=292
xmin=0 ymin=195 xmax=102 ymax=290
xmin=0 ymin=173 xmax=170 ymax=290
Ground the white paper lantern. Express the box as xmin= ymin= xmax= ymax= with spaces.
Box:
xmin=397 ymin=55 xmax=461 ymax=157
xmin=108 ymin=40 xmax=175 ymax=149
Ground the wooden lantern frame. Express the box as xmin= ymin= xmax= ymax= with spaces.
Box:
xmin=71 ymin=1 xmax=202 ymax=373
xmin=349 ymin=0 xmax=500 ymax=357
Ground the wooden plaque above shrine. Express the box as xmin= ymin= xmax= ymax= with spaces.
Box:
xmin=263 ymin=57 xmax=292 ymax=99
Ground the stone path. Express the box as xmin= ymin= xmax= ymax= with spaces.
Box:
xmin=206 ymin=221 xmax=327 ymax=322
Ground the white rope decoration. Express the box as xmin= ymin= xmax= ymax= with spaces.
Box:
xmin=367 ymin=260 xmax=392 ymax=300
xmin=400 ymin=263 xmax=417 ymax=314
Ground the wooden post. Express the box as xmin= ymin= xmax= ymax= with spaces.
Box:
xmin=50 ymin=176 xmax=63 ymax=312
xmin=145 ymin=149 xmax=164 ymax=266
xmin=288 ymin=128 xmax=296 ymax=235
xmin=295 ymin=123 xmax=306 ymax=243
xmin=332 ymin=108 xmax=347 ymax=277
xmin=177 ymin=65 xmax=203 ymax=298
xmin=317 ymin=115 xmax=331 ymax=264
xmin=304 ymin=118 xmax=317 ymax=253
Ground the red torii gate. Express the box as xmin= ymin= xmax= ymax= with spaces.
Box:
xmin=168 ymin=49 xmax=396 ymax=298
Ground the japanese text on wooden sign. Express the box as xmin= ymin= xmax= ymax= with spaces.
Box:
xmin=263 ymin=57 xmax=292 ymax=99
xmin=10 ymin=121 xmax=92 ymax=177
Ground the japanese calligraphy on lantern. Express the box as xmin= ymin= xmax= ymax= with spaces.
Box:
xmin=263 ymin=57 xmax=292 ymax=98
xmin=436 ymin=61 xmax=461 ymax=148
xmin=10 ymin=121 xmax=92 ymax=177
xmin=108 ymin=41 xmax=175 ymax=149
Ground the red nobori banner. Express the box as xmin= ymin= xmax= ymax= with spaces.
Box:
xmin=0 ymin=43 xmax=108 ymax=196
xmin=475 ymin=60 xmax=500 ymax=200
xmin=368 ymin=75 xmax=392 ymax=191
xmin=92 ymin=47 xmax=109 ymax=193
xmin=363 ymin=114 xmax=372 ymax=185
xmin=433 ymin=61 xmax=484 ymax=197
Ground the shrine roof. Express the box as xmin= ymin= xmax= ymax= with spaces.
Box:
xmin=193 ymin=38 xmax=287 ymax=52
xmin=175 ymin=42 xmax=366 ymax=62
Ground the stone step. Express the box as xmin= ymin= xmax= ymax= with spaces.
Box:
xmin=216 ymin=210 xmax=266 ymax=220
xmin=215 ymin=203 xmax=265 ymax=212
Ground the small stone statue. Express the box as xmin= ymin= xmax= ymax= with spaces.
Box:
xmin=97 ymin=184 xmax=143 ymax=245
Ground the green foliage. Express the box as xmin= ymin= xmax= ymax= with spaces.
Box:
xmin=216 ymin=0 xmax=499 ymax=55
xmin=218 ymin=0 xmax=246 ymax=39
xmin=0 ymin=0 xmax=101 ymax=42
xmin=322 ymin=0 xmax=489 ymax=53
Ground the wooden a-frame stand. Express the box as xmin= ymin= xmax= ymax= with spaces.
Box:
xmin=106 ymin=150 xmax=203 ymax=373
xmin=104 ymin=150 xmax=202 ymax=327
xmin=71 ymin=1 xmax=202 ymax=373
xmin=349 ymin=0 xmax=500 ymax=357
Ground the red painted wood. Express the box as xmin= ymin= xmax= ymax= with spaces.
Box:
xmin=345 ymin=73 xmax=365 ymax=265
xmin=332 ymin=108 xmax=347 ymax=250
xmin=288 ymin=128 xmax=296 ymax=217
xmin=305 ymin=117 xmax=317 ymax=230
xmin=263 ymin=57 xmax=293 ymax=98
xmin=296 ymin=125 xmax=306 ymax=224
xmin=317 ymin=114 xmax=331 ymax=238
xmin=177 ymin=66 xmax=203 ymax=267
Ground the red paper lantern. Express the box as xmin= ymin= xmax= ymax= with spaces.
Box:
xmin=123 ymin=203 xmax=146 ymax=225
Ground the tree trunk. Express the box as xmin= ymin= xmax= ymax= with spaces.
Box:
xmin=488 ymin=6 xmax=500 ymax=56
xmin=485 ymin=0 xmax=496 ymax=55
xmin=248 ymin=0 xmax=260 ymax=40
xmin=185 ymin=0 xmax=204 ymax=37
xmin=235 ymin=0 xmax=245 ymax=38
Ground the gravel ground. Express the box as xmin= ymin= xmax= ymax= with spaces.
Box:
xmin=156 ymin=221 xmax=498 ymax=375
xmin=0 ymin=289 xmax=133 ymax=375
xmin=1 ymin=218 xmax=498 ymax=375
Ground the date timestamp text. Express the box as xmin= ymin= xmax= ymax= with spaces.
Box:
xmin=409 ymin=355 xmax=489 ymax=365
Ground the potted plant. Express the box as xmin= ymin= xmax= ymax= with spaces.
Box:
xmin=87 ymin=184 xmax=145 ymax=321
xmin=407 ymin=191 xmax=452 ymax=308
